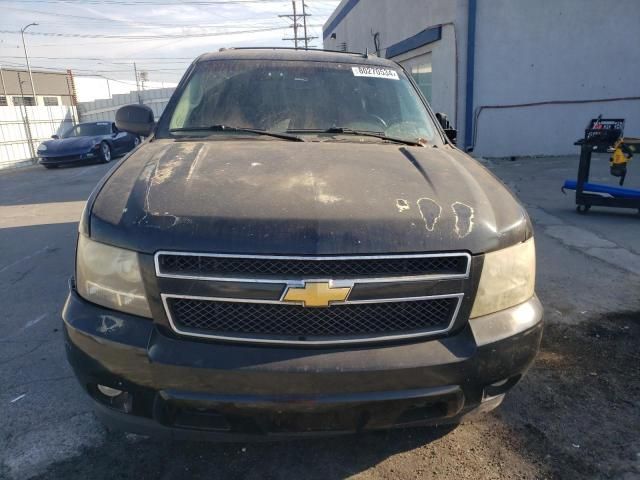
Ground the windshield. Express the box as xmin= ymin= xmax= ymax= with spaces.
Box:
xmin=62 ymin=123 xmax=111 ymax=138
xmin=160 ymin=59 xmax=442 ymax=145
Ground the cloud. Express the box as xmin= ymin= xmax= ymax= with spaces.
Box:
xmin=0 ymin=0 xmax=340 ymax=94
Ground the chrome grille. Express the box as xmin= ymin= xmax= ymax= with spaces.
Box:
xmin=156 ymin=252 xmax=469 ymax=280
xmin=156 ymin=252 xmax=470 ymax=345
xmin=165 ymin=296 xmax=459 ymax=343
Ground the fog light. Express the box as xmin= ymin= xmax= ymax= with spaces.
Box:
xmin=97 ymin=384 xmax=123 ymax=397
xmin=490 ymin=378 xmax=509 ymax=387
xmin=483 ymin=374 xmax=522 ymax=400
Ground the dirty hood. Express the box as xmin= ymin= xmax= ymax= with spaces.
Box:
xmin=90 ymin=139 xmax=531 ymax=255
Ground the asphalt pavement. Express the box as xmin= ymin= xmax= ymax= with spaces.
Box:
xmin=1 ymin=155 xmax=639 ymax=479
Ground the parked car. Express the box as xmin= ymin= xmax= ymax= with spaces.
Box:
xmin=63 ymin=49 xmax=542 ymax=439
xmin=38 ymin=121 xmax=140 ymax=168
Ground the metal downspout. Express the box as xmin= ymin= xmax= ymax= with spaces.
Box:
xmin=464 ymin=0 xmax=477 ymax=150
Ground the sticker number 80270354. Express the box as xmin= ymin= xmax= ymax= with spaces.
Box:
xmin=351 ymin=66 xmax=400 ymax=80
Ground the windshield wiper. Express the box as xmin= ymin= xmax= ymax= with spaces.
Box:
xmin=170 ymin=125 xmax=304 ymax=142
xmin=286 ymin=127 xmax=425 ymax=147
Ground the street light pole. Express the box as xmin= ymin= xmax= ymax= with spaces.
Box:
xmin=21 ymin=22 xmax=38 ymax=106
xmin=0 ymin=65 xmax=7 ymax=100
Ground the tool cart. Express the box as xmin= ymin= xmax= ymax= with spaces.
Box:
xmin=562 ymin=117 xmax=640 ymax=214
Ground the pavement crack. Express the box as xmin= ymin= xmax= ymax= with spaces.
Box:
xmin=6 ymin=375 xmax=74 ymax=391
xmin=0 ymin=245 xmax=51 ymax=274
xmin=0 ymin=340 xmax=48 ymax=366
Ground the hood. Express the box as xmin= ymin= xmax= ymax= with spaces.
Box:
xmin=90 ymin=139 xmax=532 ymax=255
xmin=41 ymin=136 xmax=101 ymax=154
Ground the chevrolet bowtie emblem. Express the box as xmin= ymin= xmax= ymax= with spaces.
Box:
xmin=282 ymin=281 xmax=351 ymax=308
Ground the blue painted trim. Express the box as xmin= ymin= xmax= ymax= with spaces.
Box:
xmin=385 ymin=26 xmax=442 ymax=59
xmin=323 ymin=0 xmax=360 ymax=40
xmin=464 ymin=0 xmax=477 ymax=149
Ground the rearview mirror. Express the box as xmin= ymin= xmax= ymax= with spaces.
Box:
xmin=51 ymin=134 xmax=59 ymax=139
xmin=115 ymin=104 xmax=155 ymax=137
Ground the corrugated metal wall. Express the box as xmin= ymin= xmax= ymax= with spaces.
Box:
xmin=78 ymin=87 xmax=175 ymax=123
xmin=0 ymin=105 xmax=76 ymax=169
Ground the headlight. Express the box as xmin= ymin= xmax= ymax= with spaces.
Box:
xmin=38 ymin=144 xmax=47 ymax=151
xmin=76 ymin=235 xmax=152 ymax=317
xmin=470 ymin=238 xmax=536 ymax=318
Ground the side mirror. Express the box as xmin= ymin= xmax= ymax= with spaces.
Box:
xmin=51 ymin=134 xmax=59 ymax=139
xmin=435 ymin=112 xmax=457 ymax=145
xmin=115 ymin=104 xmax=155 ymax=137
xmin=444 ymin=128 xmax=457 ymax=145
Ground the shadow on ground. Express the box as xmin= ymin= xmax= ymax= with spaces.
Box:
xmin=495 ymin=311 xmax=640 ymax=479
xmin=30 ymin=424 xmax=458 ymax=479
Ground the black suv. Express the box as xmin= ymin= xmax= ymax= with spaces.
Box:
xmin=63 ymin=49 xmax=542 ymax=439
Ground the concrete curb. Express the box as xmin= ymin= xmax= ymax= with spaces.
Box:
xmin=0 ymin=158 xmax=37 ymax=172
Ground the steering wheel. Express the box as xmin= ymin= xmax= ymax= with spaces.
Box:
xmin=368 ymin=114 xmax=388 ymax=129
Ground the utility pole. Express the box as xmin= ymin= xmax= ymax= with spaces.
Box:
xmin=302 ymin=1 xmax=309 ymax=49
xmin=279 ymin=1 xmax=299 ymax=48
xmin=0 ymin=65 xmax=7 ymax=101
xmin=133 ymin=62 xmax=142 ymax=104
xmin=17 ymin=72 xmax=36 ymax=159
xmin=280 ymin=1 xmax=317 ymax=49
xmin=20 ymin=23 xmax=38 ymax=105
xmin=292 ymin=0 xmax=299 ymax=49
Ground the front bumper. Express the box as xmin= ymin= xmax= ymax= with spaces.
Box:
xmin=39 ymin=151 xmax=96 ymax=165
xmin=63 ymin=286 xmax=543 ymax=439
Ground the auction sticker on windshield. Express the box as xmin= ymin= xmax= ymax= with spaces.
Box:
xmin=351 ymin=66 xmax=399 ymax=80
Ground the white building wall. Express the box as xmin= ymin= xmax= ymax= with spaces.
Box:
xmin=323 ymin=0 xmax=469 ymax=142
xmin=324 ymin=0 xmax=640 ymax=157
xmin=0 ymin=105 xmax=76 ymax=169
xmin=472 ymin=0 xmax=640 ymax=157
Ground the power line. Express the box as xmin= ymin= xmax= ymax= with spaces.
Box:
xmin=3 ymin=5 xmax=285 ymax=27
xmin=0 ymin=59 xmax=186 ymax=74
xmin=0 ymin=24 xmax=323 ymax=40
xmin=0 ymin=55 xmax=193 ymax=62
xmin=8 ymin=0 xmax=298 ymax=4
xmin=4 ymin=14 xmax=286 ymax=31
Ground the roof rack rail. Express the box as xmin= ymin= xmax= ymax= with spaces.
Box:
xmin=222 ymin=46 xmax=369 ymax=57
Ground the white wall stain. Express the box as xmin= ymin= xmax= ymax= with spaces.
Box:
xmin=152 ymin=157 xmax=182 ymax=185
xmin=451 ymin=202 xmax=475 ymax=238
xmin=282 ymin=172 xmax=343 ymax=204
xmin=317 ymin=193 xmax=342 ymax=204
xmin=396 ymin=199 xmax=410 ymax=212
xmin=136 ymin=163 xmax=157 ymax=226
xmin=186 ymin=146 xmax=206 ymax=182
xmin=97 ymin=315 xmax=124 ymax=334
xmin=10 ymin=394 xmax=26 ymax=403
xmin=417 ymin=197 xmax=442 ymax=231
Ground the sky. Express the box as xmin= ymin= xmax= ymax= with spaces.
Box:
xmin=0 ymin=0 xmax=340 ymax=100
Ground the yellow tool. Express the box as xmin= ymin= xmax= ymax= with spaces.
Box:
xmin=610 ymin=137 xmax=639 ymax=185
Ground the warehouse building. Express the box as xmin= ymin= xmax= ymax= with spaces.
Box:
xmin=0 ymin=68 xmax=78 ymax=168
xmin=323 ymin=0 xmax=640 ymax=157
xmin=0 ymin=67 xmax=77 ymax=107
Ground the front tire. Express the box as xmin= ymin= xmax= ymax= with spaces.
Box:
xmin=99 ymin=142 xmax=112 ymax=163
